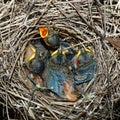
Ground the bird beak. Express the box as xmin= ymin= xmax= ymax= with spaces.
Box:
xmin=24 ymin=44 xmax=36 ymax=63
xmin=73 ymin=50 xmax=81 ymax=69
xmin=39 ymin=27 xmax=48 ymax=38
xmin=51 ymin=50 xmax=59 ymax=57
xmin=73 ymin=59 xmax=78 ymax=69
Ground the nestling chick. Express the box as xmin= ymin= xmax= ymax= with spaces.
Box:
xmin=39 ymin=27 xmax=60 ymax=50
xmin=23 ymin=40 xmax=50 ymax=87
xmin=42 ymin=42 xmax=79 ymax=101
xmin=72 ymin=46 xmax=97 ymax=84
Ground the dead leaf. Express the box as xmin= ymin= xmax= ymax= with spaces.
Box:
xmin=106 ymin=37 xmax=120 ymax=52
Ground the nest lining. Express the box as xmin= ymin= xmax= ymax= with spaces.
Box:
xmin=0 ymin=0 xmax=120 ymax=120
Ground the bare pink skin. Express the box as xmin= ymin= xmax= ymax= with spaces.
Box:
xmin=25 ymin=70 xmax=44 ymax=87
xmin=62 ymin=80 xmax=79 ymax=102
xmin=35 ymin=75 xmax=44 ymax=87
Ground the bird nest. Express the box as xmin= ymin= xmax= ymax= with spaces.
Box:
xmin=0 ymin=0 xmax=120 ymax=120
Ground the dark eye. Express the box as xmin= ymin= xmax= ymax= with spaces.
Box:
xmin=29 ymin=60 xmax=34 ymax=70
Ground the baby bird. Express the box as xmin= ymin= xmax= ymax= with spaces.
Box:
xmin=23 ymin=40 xmax=49 ymax=87
xmin=39 ymin=27 xmax=60 ymax=50
xmin=72 ymin=46 xmax=97 ymax=84
xmin=42 ymin=42 xmax=79 ymax=101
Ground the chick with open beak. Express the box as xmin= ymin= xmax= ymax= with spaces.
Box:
xmin=39 ymin=27 xmax=60 ymax=50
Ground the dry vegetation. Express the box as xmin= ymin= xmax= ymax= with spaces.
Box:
xmin=0 ymin=0 xmax=120 ymax=120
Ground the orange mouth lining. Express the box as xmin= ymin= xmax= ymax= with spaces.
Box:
xmin=39 ymin=27 xmax=48 ymax=38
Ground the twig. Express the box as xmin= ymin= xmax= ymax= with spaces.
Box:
xmin=34 ymin=0 xmax=53 ymax=26
xmin=69 ymin=2 xmax=104 ymax=39
xmin=8 ymin=51 xmax=21 ymax=80
xmin=103 ymin=1 xmax=107 ymax=38
xmin=6 ymin=92 xmax=10 ymax=120
xmin=88 ymin=0 xmax=93 ymax=25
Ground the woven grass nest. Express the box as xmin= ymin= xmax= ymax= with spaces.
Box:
xmin=0 ymin=0 xmax=120 ymax=120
